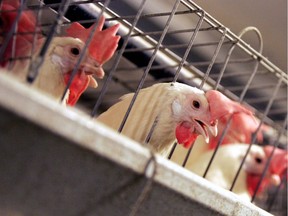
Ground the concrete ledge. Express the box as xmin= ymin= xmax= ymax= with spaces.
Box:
xmin=0 ymin=72 xmax=271 ymax=216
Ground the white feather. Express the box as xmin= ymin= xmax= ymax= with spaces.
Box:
xmin=172 ymin=99 xmax=182 ymax=116
xmin=97 ymin=82 xmax=209 ymax=156
xmin=5 ymin=37 xmax=85 ymax=103
xmin=186 ymin=143 xmax=267 ymax=201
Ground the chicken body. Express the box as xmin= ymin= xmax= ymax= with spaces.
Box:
xmin=187 ymin=143 xmax=287 ymax=201
xmin=97 ymin=82 xmax=217 ymax=155
xmin=98 ymin=83 xmax=256 ymax=156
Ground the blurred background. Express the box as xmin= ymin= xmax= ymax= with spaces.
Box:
xmin=193 ymin=0 xmax=287 ymax=71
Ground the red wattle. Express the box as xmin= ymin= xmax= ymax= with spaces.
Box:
xmin=64 ymin=73 xmax=89 ymax=106
xmin=246 ymin=174 xmax=269 ymax=196
xmin=175 ymin=123 xmax=198 ymax=148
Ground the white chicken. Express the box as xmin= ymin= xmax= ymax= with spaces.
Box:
xmin=97 ymin=82 xmax=252 ymax=156
xmin=186 ymin=143 xmax=287 ymax=201
xmin=7 ymin=36 xmax=100 ymax=104
xmin=1 ymin=1 xmax=120 ymax=105
xmin=97 ymin=82 xmax=218 ymax=155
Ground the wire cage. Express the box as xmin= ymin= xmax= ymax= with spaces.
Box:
xmin=0 ymin=0 xmax=287 ymax=215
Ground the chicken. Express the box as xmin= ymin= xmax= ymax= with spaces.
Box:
xmin=186 ymin=143 xmax=287 ymax=201
xmin=1 ymin=1 xmax=120 ymax=105
xmin=4 ymin=35 xmax=103 ymax=104
xmin=97 ymin=82 xmax=251 ymax=156
xmin=170 ymin=90 xmax=258 ymax=161
xmin=10 ymin=36 xmax=104 ymax=104
xmin=247 ymin=145 xmax=288 ymax=197
xmin=97 ymin=82 xmax=216 ymax=155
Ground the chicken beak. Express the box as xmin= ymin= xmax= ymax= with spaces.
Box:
xmin=79 ymin=57 xmax=105 ymax=88
xmin=209 ymin=120 xmax=218 ymax=137
xmin=194 ymin=119 xmax=218 ymax=143
xmin=81 ymin=63 xmax=104 ymax=78
xmin=82 ymin=56 xmax=105 ymax=77
xmin=87 ymin=75 xmax=98 ymax=88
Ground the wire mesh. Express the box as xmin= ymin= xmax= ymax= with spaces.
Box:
xmin=0 ymin=0 xmax=287 ymax=215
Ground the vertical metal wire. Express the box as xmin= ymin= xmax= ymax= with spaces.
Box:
xmin=144 ymin=115 xmax=159 ymax=144
xmin=172 ymin=18 xmax=223 ymax=164
xmin=172 ymin=9 xmax=205 ymax=82
xmin=170 ymin=28 xmax=229 ymax=162
xmin=128 ymin=152 xmax=157 ymax=216
xmin=198 ymin=27 xmax=227 ymax=90
xmin=9 ymin=0 xmax=21 ymax=67
xmin=0 ymin=0 xmax=27 ymax=61
xmin=91 ymin=0 xmax=148 ymax=117
xmin=30 ymin=1 xmax=44 ymax=60
xmin=27 ymin=0 xmax=72 ymax=83
xmin=267 ymin=172 xmax=287 ymax=212
xmin=202 ymin=117 xmax=232 ymax=178
xmin=215 ymin=27 xmax=263 ymax=89
xmin=203 ymin=27 xmax=264 ymax=179
xmin=214 ymin=43 xmax=236 ymax=89
xmin=167 ymin=141 xmax=177 ymax=159
xmin=147 ymin=9 xmax=205 ymax=157
xmin=177 ymin=23 xmax=225 ymax=165
xmin=118 ymin=0 xmax=182 ymax=133
xmin=228 ymin=28 xmax=266 ymax=191
xmin=181 ymin=143 xmax=195 ymax=167
xmin=251 ymin=116 xmax=287 ymax=202
xmin=236 ymin=28 xmax=263 ymax=100
xmin=60 ymin=0 xmax=111 ymax=103
xmin=230 ymin=76 xmax=284 ymax=191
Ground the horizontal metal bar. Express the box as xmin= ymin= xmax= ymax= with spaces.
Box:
xmin=130 ymin=26 xmax=223 ymax=37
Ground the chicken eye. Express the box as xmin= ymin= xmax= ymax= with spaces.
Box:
xmin=192 ymin=100 xmax=200 ymax=109
xmin=255 ymin=157 xmax=263 ymax=164
xmin=70 ymin=47 xmax=80 ymax=56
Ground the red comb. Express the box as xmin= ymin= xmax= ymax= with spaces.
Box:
xmin=206 ymin=90 xmax=253 ymax=122
xmin=66 ymin=16 xmax=120 ymax=65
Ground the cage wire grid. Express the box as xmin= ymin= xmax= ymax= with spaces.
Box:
xmin=0 ymin=0 xmax=287 ymax=215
